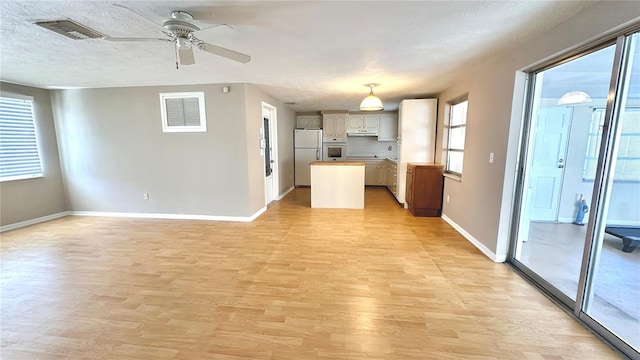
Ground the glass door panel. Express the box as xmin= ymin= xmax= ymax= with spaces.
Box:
xmin=583 ymin=32 xmax=640 ymax=352
xmin=513 ymin=44 xmax=617 ymax=301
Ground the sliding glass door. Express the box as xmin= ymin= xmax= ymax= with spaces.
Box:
xmin=510 ymin=30 xmax=639 ymax=358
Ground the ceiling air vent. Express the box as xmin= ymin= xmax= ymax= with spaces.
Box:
xmin=34 ymin=19 xmax=104 ymax=40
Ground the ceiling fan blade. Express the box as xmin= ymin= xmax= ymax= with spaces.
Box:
xmin=178 ymin=46 xmax=196 ymax=65
xmin=199 ymin=42 xmax=251 ymax=63
xmin=105 ymin=37 xmax=172 ymax=42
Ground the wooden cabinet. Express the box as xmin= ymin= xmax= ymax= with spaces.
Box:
xmin=375 ymin=161 xmax=386 ymax=185
xmin=405 ymin=163 xmax=443 ymax=217
xmin=386 ymin=160 xmax=398 ymax=196
xmin=363 ymin=159 xmax=388 ymax=186
xmin=347 ymin=115 xmax=364 ymax=130
xmin=323 ymin=113 xmax=347 ymax=142
xmin=296 ymin=114 xmax=321 ymax=128
xmin=347 ymin=114 xmax=380 ymax=135
xmin=347 ymin=115 xmax=380 ymax=131
xmin=364 ymin=161 xmax=376 ymax=185
xmin=378 ymin=114 xmax=398 ymax=141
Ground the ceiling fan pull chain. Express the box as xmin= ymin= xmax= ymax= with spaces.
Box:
xmin=175 ymin=44 xmax=179 ymax=69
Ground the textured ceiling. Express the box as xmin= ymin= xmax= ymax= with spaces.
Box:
xmin=0 ymin=1 xmax=597 ymax=111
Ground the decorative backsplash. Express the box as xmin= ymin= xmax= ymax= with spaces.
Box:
xmin=346 ymin=136 xmax=397 ymax=158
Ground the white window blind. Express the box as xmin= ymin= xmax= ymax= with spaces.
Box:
xmin=0 ymin=97 xmax=43 ymax=182
xmin=160 ymin=92 xmax=207 ymax=132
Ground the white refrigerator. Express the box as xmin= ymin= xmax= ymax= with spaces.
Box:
xmin=294 ymin=129 xmax=323 ymax=186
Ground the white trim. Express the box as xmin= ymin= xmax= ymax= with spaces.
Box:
xmin=557 ymin=217 xmax=576 ymax=223
xmin=441 ymin=213 xmax=507 ymax=263
xmin=0 ymin=211 xmax=70 ymax=232
xmin=278 ymin=186 xmax=295 ymax=200
xmin=443 ymin=173 xmax=462 ymax=182
xmin=159 ymin=91 xmax=207 ymax=133
xmin=557 ymin=217 xmax=640 ymax=227
xmin=262 ymin=101 xmax=279 ymax=206
xmin=603 ymin=220 xmax=640 ymax=227
xmin=70 ymin=207 xmax=267 ymax=223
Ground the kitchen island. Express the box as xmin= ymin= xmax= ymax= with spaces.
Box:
xmin=309 ymin=161 xmax=365 ymax=209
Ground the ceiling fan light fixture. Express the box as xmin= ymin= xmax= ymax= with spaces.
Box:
xmin=359 ymin=84 xmax=384 ymax=111
xmin=176 ymin=37 xmax=191 ymax=50
xmin=557 ymin=91 xmax=592 ymax=105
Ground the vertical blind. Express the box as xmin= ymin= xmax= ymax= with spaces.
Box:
xmin=0 ymin=97 xmax=43 ymax=181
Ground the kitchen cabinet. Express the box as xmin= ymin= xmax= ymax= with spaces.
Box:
xmin=375 ymin=161 xmax=386 ymax=185
xmin=296 ymin=114 xmax=321 ymax=129
xmin=405 ymin=163 xmax=443 ymax=217
xmin=378 ymin=114 xmax=398 ymax=141
xmin=386 ymin=160 xmax=398 ymax=196
xmin=322 ymin=112 xmax=348 ymax=142
xmin=310 ymin=161 xmax=365 ymax=209
xmin=347 ymin=114 xmax=380 ymax=132
xmin=363 ymin=159 xmax=387 ymax=186
xmin=396 ymin=99 xmax=438 ymax=206
xmin=365 ymin=161 xmax=376 ymax=185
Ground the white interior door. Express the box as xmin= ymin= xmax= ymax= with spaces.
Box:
xmin=529 ymin=107 xmax=573 ymax=221
xmin=263 ymin=103 xmax=278 ymax=205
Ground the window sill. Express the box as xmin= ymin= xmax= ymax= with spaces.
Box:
xmin=444 ymin=173 xmax=462 ymax=182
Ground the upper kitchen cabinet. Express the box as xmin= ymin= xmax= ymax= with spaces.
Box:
xmin=296 ymin=114 xmax=322 ymax=129
xmin=322 ymin=112 xmax=348 ymax=142
xmin=347 ymin=115 xmax=380 ymax=132
xmin=378 ymin=114 xmax=398 ymax=141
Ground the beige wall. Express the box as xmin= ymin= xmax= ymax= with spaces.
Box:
xmin=435 ymin=1 xmax=640 ymax=260
xmin=243 ymin=84 xmax=296 ymax=214
xmin=51 ymin=84 xmax=258 ymax=217
xmin=0 ymin=82 xmax=66 ymax=227
xmin=49 ymin=83 xmax=295 ymax=219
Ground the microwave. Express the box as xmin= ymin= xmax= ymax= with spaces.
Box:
xmin=323 ymin=144 xmax=347 ymax=161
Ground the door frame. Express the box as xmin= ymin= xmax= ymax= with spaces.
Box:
xmin=262 ymin=102 xmax=279 ymax=206
xmin=508 ymin=32 xmax=639 ymax=359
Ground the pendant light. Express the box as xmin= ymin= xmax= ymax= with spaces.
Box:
xmin=557 ymin=91 xmax=592 ymax=105
xmin=359 ymin=84 xmax=384 ymax=111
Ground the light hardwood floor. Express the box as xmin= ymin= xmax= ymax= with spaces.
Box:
xmin=1 ymin=188 xmax=621 ymax=359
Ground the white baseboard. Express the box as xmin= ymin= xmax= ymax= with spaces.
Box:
xmin=441 ymin=214 xmax=506 ymax=263
xmin=1 ymin=208 xmax=267 ymax=232
xmin=605 ymin=220 xmax=640 ymax=227
xmin=72 ymin=207 xmax=267 ymax=223
xmin=278 ymin=186 xmax=295 ymax=200
xmin=1 ymin=211 xmax=70 ymax=232
xmin=557 ymin=217 xmax=640 ymax=227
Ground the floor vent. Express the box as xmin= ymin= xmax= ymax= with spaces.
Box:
xmin=34 ymin=19 xmax=104 ymax=40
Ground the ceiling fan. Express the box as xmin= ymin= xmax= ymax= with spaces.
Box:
xmin=105 ymin=7 xmax=251 ymax=68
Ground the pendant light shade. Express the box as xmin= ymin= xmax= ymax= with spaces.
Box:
xmin=557 ymin=91 xmax=592 ymax=105
xmin=359 ymin=84 xmax=384 ymax=111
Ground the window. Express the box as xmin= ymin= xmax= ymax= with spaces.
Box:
xmin=0 ymin=96 xmax=43 ymax=182
xmin=444 ymin=97 xmax=468 ymax=177
xmin=584 ymin=107 xmax=640 ymax=182
xmin=159 ymin=92 xmax=207 ymax=132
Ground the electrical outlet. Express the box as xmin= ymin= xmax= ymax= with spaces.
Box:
xmin=388 ymin=145 xmax=392 ymax=151
xmin=446 ymin=195 xmax=450 ymax=203
xmin=144 ymin=193 xmax=149 ymax=200
xmin=489 ymin=152 xmax=494 ymax=163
